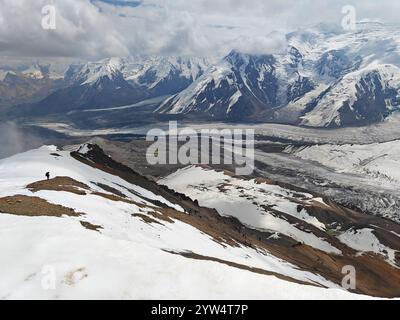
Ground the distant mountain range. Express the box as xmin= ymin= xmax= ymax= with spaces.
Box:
xmin=0 ymin=64 xmax=64 ymax=109
xmin=160 ymin=22 xmax=400 ymax=127
xmin=4 ymin=22 xmax=400 ymax=127
xmin=6 ymin=56 xmax=210 ymax=117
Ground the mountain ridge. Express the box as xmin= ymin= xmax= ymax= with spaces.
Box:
xmin=0 ymin=143 xmax=399 ymax=298
xmin=4 ymin=23 xmax=400 ymax=127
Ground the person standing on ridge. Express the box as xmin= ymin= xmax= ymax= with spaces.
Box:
xmin=45 ymin=172 xmax=50 ymax=180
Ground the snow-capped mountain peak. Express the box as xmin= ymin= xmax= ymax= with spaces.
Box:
xmin=156 ymin=23 xmax=400 ymax=126
xmin=6 ymin=23 xmax=400 ymax=128
xmin=66 ymin=57 xmax=125 ymax=86
xmin=157 ymin=50 xmax=281 ymax=119
xmin=62 ymin=55 xmax=211 ymax=95
xmin=20 ymin=63 xmax=47 ymax=79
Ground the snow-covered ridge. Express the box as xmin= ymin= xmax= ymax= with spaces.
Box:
xmin=126 ymin=56 xmax=210 ymax=88
xmin=160 ymin=166 xmax=339 ymax=254
xmin=161 ymin=165 xmax=400 ymax=269
xmin=157 ymin=24 xmax=400 ymax=126
xmin=158 ymin=58 xmax=236 ymax=114
xmin=0 ymin=63 xmax=67 ymax=81
xmin=0 ymin=145 xmax=181 ymax=211
xmin=65 ymin=57 xmax=125 ymax=85
xmin=65 ymin=56 xmax=211 ymax=90
xmin=5 ymin=23 xmax=400 ymax=127
xmin=1 ymin=145 xmax=383 ymax=299
xmin=300 ymin=63 xmax=400 ymax=127
xmin=157 ymin=50 xmax=280 ymax=117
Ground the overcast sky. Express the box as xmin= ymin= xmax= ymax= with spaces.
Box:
xmin=0 ymin=0 xmax=399 ymax=61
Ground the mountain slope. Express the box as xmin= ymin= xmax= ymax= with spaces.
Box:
xmin=299 ymin=64 xmax=400 ymax=127
xmin=10 ymin=56 xmax=210 ymax=117
xmin=5 ymin=23 xmax=400 ymax=127
xmin=0 ymin=145 xmax=399 ymax=298
xmin=157 ymin=50 xmax=284 ymax=121
xmin=158 ymin=23 xmax=400 ymax=127
xmin=126 ymin=56 xmax=210 ymax=97
xmin=0 ymin=66 xmax=64 ymax=110
xmin=161 ymin=165 xmax=400 ymax=297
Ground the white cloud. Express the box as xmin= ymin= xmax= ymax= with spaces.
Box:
xmin=0 ymin=0 xmax=399 ymax=60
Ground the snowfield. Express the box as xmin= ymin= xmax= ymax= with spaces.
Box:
xmin=160 ymin=166 xmax=340 ymax=254
xmin=0 ymin=215 xmax=365 ymax=300
xmin=0 ymin=146 xmax=373 ymax=300
xmin=338 ymin=228 xmax=398 ymax=267
xmin=161 ymin=165 xmax=400 ymax=273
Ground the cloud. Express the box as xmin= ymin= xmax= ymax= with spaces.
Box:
xmin=231 ymin=32 xmax=287 ymax=55
xmin=0 ymin=122 xmax=44 ymax=159
xmin=0 ymin=0 xmax=399 ymax=60
xmin=0 ymin=0 xmax=130 ymax=59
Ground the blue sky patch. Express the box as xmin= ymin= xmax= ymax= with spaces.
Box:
xmin=92 ymin=0 xmax=142 ymax=8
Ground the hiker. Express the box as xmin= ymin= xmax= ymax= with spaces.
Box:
xmin=45 ymin=172 xmax=50 ymax=180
